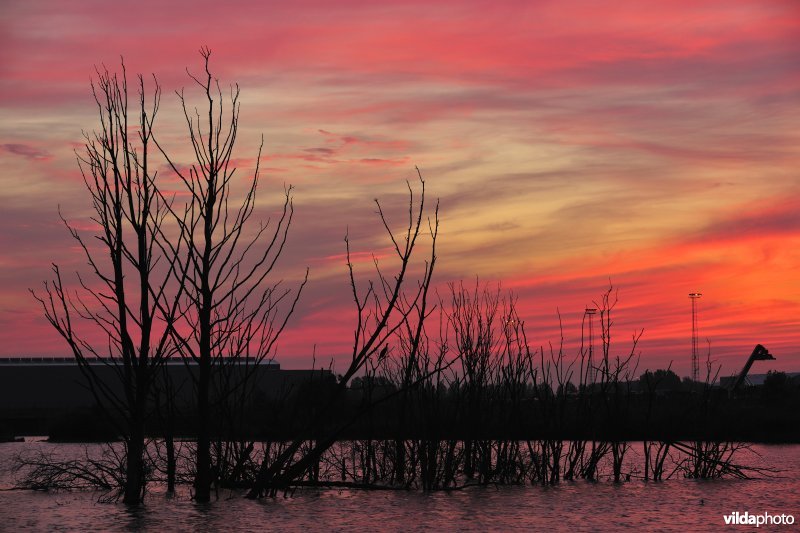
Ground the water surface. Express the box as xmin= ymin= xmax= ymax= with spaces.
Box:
xmin=1 ymin=442 xmax=798 ymax=531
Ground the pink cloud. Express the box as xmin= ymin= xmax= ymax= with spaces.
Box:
xmin=1 ymin=0 xmax=798 ymax=378
xmin=1 ymin=143 xmax=51 ymax=161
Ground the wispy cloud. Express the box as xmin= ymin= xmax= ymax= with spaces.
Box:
xmin=1 ymin=0 xmax=798 ymax=373
xmin=1 ymin=143 xmax=51 ymax=161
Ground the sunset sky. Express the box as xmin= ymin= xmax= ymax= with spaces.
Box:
xmin=1 ymin=0 xmax=798 ymax=377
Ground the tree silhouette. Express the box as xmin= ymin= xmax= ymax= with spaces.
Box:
xmin=32 ymin=63 xmax=182 ymax=504
xmin=32 ymin=49 xmax=306 ymax=504
xmin=157 ymin=47 xmax=306 ymax=502
xmin=247 ymin=175 xmax=438 ymax=498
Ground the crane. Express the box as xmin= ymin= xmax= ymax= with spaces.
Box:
xmin=729 ymin=344 xmax=774 ymax=393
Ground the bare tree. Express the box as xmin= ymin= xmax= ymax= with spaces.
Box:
xmin=157 ymin=48 xmax=306 ymax=503
xmin=246 ymin=174 xmax=439 ymax=498
xmin=31 ymin=63 xmax=182 ymax=504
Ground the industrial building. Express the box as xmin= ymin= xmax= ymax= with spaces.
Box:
xmin=0 ymin=357 xmax=334 ymax=438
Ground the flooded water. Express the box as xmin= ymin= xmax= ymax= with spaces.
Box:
xmin=1 ymin=442 xmax=798 ymax=531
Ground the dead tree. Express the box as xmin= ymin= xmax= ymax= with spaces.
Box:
xmin=246 ymin=173 xmax=438 ymax=498
xmin=593 ymin=284 xmax=641 ymax=482
xmin=157 ymin=48 xmax=306 ymax=503
xmin=31 ymin=63 xmax=182 ymax=504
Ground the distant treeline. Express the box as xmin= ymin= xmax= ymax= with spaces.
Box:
xmin=6 ymin=369 xmax=798 ymax=443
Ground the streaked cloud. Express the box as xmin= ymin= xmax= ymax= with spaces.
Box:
xmin=1 ymin=143 xmax=51 ymax=161
xmin=1 ymin=0 xmax=798 ymax=375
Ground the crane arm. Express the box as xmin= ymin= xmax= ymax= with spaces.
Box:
xmin=730 ymin=344 xmax=774 ymax=392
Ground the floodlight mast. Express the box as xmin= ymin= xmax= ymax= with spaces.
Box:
xmin=689 ymin=292 xmax=702 ymax=383
xmin=585 ymin=307 xmax=597 ymax=383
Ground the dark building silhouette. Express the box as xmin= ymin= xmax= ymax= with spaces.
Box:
xmin=0 ymin=357 xmax=334 ymax=437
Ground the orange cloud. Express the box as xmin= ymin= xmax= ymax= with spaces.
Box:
xmin=1 ymin=0 xmax=798 ymax=376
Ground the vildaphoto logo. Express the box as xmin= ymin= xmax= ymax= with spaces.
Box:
xmin=723 ymin=511 xmax=795 ymax=527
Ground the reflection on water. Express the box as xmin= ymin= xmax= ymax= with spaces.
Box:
xmin=1 ymin=443 xmax=798 ymax=532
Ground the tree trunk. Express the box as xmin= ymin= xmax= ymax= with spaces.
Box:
xmin=166 ymin=434 xmax=176 ymax=494
xmin=123 ymin=426 xmax=145 ymax=504
xmin=195 ymin=352 xmax=212 ymax=502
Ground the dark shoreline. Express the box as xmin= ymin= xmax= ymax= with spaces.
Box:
xmin=5 ymin=391 xmax=798 ymax=444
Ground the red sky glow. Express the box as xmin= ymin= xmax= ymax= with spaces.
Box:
xmin=1 ymin=0 xmax=798 ymax=378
